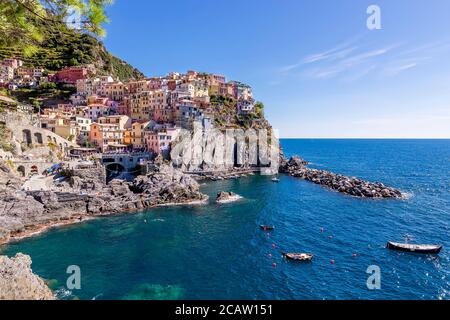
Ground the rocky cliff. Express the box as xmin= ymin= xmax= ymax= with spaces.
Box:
xmin=0 ymin=160 xmax=207 ymax=245
xmin=0 ymin=253 xmax=54 ymax=300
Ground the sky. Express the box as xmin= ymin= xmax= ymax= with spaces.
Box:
xmin=102 ymin=0 xmax=450 ymax=138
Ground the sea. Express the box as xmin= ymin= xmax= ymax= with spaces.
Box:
xmin=1 ymin=139 xmax=449 ymax=300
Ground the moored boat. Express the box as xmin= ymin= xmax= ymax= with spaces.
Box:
xmin=260 ymin=225 xmax=275 ymax=231
xmin=386 ymin=242 xmax=442 ymax=254
xmin=283 ymin=253 xmax=313 ymax=261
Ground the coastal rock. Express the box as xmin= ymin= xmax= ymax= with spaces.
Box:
xmin=281 ymin=156 xmax=404 ymax=199
xmin=0 ymin=227 xmax=10 ymax=243
xmin=216 ymin=191 xmax=243 ymax=203
xmin=0 ymin=160 xmax=208 ymax=244
xmin=0 ymin=253 xmax=54 ymax=300
xmin=130 ymin=163 xmax=207 ymax=205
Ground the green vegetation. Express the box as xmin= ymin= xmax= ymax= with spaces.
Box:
xmin=59 ymin=168 xmax=74 ymax=178
xmin=8 ymin=83 xmax=75 ymax=106
xmin=0 ymin=122 xmax=16 ymax=154
xmin=0 ymin=0 xmax=111 ymax=53
xmin=0 ymin=29 xmax=144 ymax=81
xmin=210 ymin=95 xmax=238 ymax=128
xmin=0 ymin=1 xmax=144 ymax=81
xmin=0 ymin=92 xmax=18 ymax=113
xmin=210 ymin=95 xmax=268 ymax=130
xmin=254 ymin=101 xmax=264 ymax=118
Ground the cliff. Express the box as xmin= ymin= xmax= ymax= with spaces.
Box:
xmin=0 ymin=253 xmax=54 ymax=300
xmin=0 ymin=159 xmax=207 ymax=245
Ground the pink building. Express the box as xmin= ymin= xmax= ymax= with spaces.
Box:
xmin=144 ymin=127 xmax=181 ymax=154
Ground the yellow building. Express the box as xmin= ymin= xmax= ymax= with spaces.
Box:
xmin=54 ymin=118 xmax=80 ymax=142
xmin=129 ymin=90 xmax=168 ymax=121
xmin=131 ymin=121 xmax=151 ymax=149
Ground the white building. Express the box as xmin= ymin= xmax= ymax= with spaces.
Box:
xmin=0 ymin=65 xmax=14 ymax=81
xmin=237 ymin=100 xmax=255 ymax=115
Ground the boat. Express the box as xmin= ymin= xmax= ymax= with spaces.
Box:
xmin=386 ymin=242 xmax=442 ymax=254
xmin=271 ymin=177 xmax=280 ymax=183
xmin=260 ymin=225 xmax=275 ymax=231
xmin=282 ymin=253 xmax=313 ymax=261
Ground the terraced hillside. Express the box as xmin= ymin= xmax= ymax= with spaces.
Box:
xmin=0 ymin=27 xmax=144 ymax=81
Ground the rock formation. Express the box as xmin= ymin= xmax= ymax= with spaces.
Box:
xmin=0 ymin=253 xmax=54 ymax=300
xmin=0 ymin=160 xmax=208 ymax=245
xmin=216 ymin=191 xmax=243 ymax=203
xmin=280 ymin=155 xmax=404 ymax=199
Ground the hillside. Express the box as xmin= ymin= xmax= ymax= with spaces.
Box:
xmin=0 ymin=25 xmax=144 ymax=82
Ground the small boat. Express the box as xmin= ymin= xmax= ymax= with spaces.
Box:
xmin=260 ymin=225 xmax=275 ymax=231
xmin=271 ymin=177 xmax=280 ymax=183
xmin=283 ymin=253 xmax=313 ymax=261
xmin=387 ymin=242 xmax=442 ymax=254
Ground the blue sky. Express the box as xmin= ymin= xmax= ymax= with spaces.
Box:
xmin=102 ymin=0 xmax=450 ymax=138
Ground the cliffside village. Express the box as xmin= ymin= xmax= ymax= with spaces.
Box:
xmin=1 ymin=58 xmax=256 ymax=157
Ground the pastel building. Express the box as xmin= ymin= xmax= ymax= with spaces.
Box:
xmin=99 ymin=81 xmax=128 ymax=102
xmin=72 ymin=116 xmax=92 ymax=143
xmin=237 ymin=99 xmax=255 ymax=115
xmin=0 ymin=65 xmax=14 ymax=81
xmin=131 ymin=121 xmax=152 ymax=149
xmin=144 ymin=127 xmax=181 ymax=155
xmin=176 ymin=99 xmax=212 ymax=130
xmin=55 ymin=66 xmax=89 ymax=84
xmin=129 ymin=90 xmax=168 ymax=121
xmin=85 ymin=104 xmax=115 ymax=121
xmin=89 ymin=115 xmax=132 ymax=152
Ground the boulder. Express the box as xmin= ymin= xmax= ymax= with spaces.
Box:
xmin=216 ymin=191 xmax=243 ymax=203
xmin=0 ymin=253 xmax=54 ymax=300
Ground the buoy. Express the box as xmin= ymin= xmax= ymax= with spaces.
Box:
xmin=320 ymin=228 xmax=324 ymax=232
xmin=353 ymin=253 xmax=357 ymax=257
xmin=272 ymin=243 xmax=276 ymax=249
xmin=268 ymin=253 xmax=272 ymax=258
xmin=272 ymin=263 xmax=277 ymax=268
xmin=328 ymin=235 xmax=333 ymax=239
xmin=330 ymin=259 xmax=335 ymax=265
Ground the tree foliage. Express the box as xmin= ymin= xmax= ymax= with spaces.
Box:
xmin=0 ymin=0 xmax=112 ymax=55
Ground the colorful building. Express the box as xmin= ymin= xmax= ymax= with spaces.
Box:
xmin=89 ymin=115 xmax=132 ymax=152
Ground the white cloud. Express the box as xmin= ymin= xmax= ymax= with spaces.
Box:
xmin=279 ymin=38 xmax=450 ymax=82
xmin=383 ymin=63 xmax=418 ymax=76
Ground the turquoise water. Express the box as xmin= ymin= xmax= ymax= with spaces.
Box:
xmin=1 ymin=139 xmax=449 ymax=300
